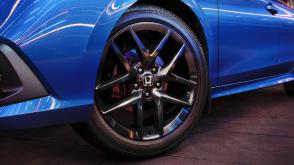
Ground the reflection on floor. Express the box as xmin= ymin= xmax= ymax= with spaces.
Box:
xmin=1 ymin=84 xmax=294 ymax=165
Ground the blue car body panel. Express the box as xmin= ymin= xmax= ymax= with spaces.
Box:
xmin=218 ymin=0 xmax=280 ymax=85
xmin=274 ymin=0 xmax=294 ymax=74
xmin=0 ymin=0 xmax=293 ymax=130
xmin=0 ymin=0 xmax=136 ymax=130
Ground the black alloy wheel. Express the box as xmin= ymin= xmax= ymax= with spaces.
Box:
xmin=72 ymin=4 xmax=208 ymax=157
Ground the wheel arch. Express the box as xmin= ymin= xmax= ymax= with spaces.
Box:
xmin=81 ymin=0 xmax=216 ymax=124
xmin=82 ymin=0 xmax=215 ymax=116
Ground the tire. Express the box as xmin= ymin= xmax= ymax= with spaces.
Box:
xmin=71 ymin=3 xmax=208 ymax=157
xmin=283 ymin=81 xmax=294 ymax=96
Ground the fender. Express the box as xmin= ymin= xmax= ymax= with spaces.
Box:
xmin=0 ymin=0 xmax=216 ymax=130
xmin=0 ymin=0 xmax=136 ymax=130
xmin=180 ymin=0 xmax=218 ymax=86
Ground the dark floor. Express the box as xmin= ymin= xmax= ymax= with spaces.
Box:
xmin=1 ymin=84 xmax=294 ymax=165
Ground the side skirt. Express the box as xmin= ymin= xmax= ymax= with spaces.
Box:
xmin=212 ymin=68 xmax=294 ymax=99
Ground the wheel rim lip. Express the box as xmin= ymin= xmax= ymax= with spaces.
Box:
xmin=95 ymin=22 xmax=199 ymax=141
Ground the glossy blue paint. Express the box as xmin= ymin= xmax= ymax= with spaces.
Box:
xmin=0 ymin=0 xmax=110 ymax=101
xmin=192 ymin=0 xmax=219 ymax=86
xmin=0 ymin=0 xmax=294 ymax=131
xmin=0 ymin=94 xmax=93 ymax=130
xmin=212 ymin=68 xmax=294 ymax=98
xmin=218 ymin=0 xmax=280 ymax=85
xmin=0 ymin=0 xmax=136 ymax=130
xmin=0 ymin=96 xmax=90 ymax=117
xmin=0 ymin=101 xmax=93 ymax=130
xmin=273 ymin=0 xmax=294 ymax=74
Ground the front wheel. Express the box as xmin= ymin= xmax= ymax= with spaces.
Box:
xmin=72 ymin=4 xmax=208 ymax=157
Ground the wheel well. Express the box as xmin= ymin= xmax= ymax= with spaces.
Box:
xmin=135 ymin=0 xmax=209 ymax=69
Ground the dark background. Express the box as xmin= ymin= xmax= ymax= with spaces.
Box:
xmin=1 ymin=84 xmax=294 ymax=165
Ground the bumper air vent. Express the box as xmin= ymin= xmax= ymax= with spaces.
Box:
xmin=0 ymin=43 xmax=48 ymax=106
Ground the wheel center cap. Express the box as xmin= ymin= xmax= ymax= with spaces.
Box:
xmin=142 ymin=74 xmax=154 ymax=87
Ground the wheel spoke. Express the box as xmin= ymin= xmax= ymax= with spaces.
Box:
xmin=156 ymin=43 xmax=196 ymax=87
xmin=110 ymin=41 xmax=137 ymax=75
xmin=157 ymin=43 xmax=186 ymax=77
xmin=96 ymin=42 xmax=137 ymax=91
xmin=98 ymin=90 xmax=143 ymax=116
xmin=152 ymin=88 xmax=192 ymax=107
xmin=152 ymin=92 xmax=164 ymax=137
xmin=152 ymin=88 xmax=191 ymax=137
xmin=95 ymin=74 xmax=134 ymax=91
xmin=129 ymin=27 xmax=171 ymax=69
xmin=134 ymin=96 xmax=144 ymax=139
xmin=150 ymin=30 xmax=171 ymax=60
xmin=158 ymin=73 xmax=197 ymax=87
xmin=129 ymin=27 xmax=151 ymax=69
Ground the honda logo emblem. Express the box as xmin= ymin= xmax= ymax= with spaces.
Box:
xmin=142 ymin=75 xmax=154 ymax=87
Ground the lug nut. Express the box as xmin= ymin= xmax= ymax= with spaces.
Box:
xmin=145 ymin=91 xmax=151 ymax=98
xmin=151 ymin=67 xmax=158 ymax=74
xmin=134 ymin=83 xmax=139 ymax=90
xmin=155 ymin=82 xmax=162 ymax=88
xmin=137 ymin=67 xmax=144 ymax=74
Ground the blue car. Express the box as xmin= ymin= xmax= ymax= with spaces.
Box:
xmin=1 ymin=0 xmax=294 ymax=157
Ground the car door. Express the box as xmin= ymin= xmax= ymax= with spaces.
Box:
xmin=274 ymin=0 xmax=294 ymax=74
xmin=218 ymin=0 xmax=280 ymax=85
